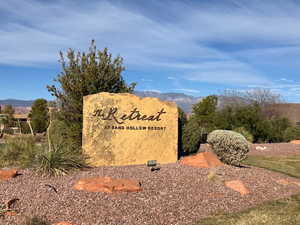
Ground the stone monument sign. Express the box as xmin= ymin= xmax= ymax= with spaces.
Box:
xmin=82 ymin=92 xmax=178 ymax=166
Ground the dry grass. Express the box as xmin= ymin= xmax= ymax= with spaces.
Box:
xmin=196 ymin=194 xmax=300 ymax=225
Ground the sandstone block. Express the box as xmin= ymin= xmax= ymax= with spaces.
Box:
xmin=82 ymin=92 xmax=178 ymax=166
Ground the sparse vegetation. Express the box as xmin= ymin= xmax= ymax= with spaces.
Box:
xmin=0 ymin=134 xmax=87 ymax=176
xmin=23 ymin=216 xmax=50 ymax=225
xmin=0 ymin=136 xmax=39 ymax=168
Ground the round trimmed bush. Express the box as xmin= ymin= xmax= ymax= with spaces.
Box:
xmin=233 ymin=127 xmax=253 ymax=143
xmin=207 ymin=130 xmax=250 ymax=166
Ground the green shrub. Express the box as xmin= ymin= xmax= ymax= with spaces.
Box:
xmin=0 ymin=131 xmax=88 ymax=176
xmin=207 ymin=130 xmax=250 ymax=166
xmin=182 ymin=116 xmax=207 ymax=155
xmin=29 ymin=99 xmax=49 ymax=133
xmin=284 ymin=126 xmax=300 ymax=141
xmin=20 ymin=121 xmax=32 ymax=134
xmin=233 ymin=127 xmax=253 ymax=143
xmin=0 ymin=136 xmax=40 ymax=168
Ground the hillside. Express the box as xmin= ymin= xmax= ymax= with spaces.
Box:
xmin=0 ymin=92 xmax=202 ymax=113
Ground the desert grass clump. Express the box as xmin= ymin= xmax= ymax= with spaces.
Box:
xmin=23 ymin=216 xmax=50 ymax=225
xmin=37 ymin=141 xmax=88 ymax=176
xmin=36 ymin=118 xmax=89 ymax=176
xmin=0 ymin=136 xmax=40 ymax=168
xmin=207 ymin=130 xmax=250 ymax=166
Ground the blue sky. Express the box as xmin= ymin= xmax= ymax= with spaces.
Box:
xmin=1 ymin=0 xmax=300 ymax=102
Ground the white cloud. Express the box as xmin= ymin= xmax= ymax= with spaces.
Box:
xmin=0 ymin=0 xmax=299 ymax=89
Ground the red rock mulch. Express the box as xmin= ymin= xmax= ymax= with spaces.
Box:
xmin=1 ymin=161 xmax=300 ymax=225
xmin=0 ymin=143 xmax=300 ymax=225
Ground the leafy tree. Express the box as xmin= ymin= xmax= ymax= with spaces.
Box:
xmin=284 ymin=126 xmax=300 ymax=141
xmin=29 ymin=99 xmax=49 ymax=133
xmin=221 ymin=88 xmax=283 ymax=119
xmin=2 ymin=105 xmax=15 ymax=127
xmin=192 ymin=95 xmax=218 ymax=133
xmin=182 ymin=96 xmax=218 ymax=155
xmin=47 ymin=40 xmax=136 ymax=150
xmin=215 ymin=103 xmax=291 ymax=143
xmin=178 ymin=107 xmax=187 ymax=156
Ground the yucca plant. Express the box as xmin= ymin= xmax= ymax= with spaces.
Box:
xmin=37 ymin=141 xmax=88 ymax=176
xmin=0 ymin=203 xmax=10 ymax=217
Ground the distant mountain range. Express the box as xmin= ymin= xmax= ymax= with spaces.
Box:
xmin=0 ymin=99 xmax=34 ymax=107
xmin=134 ymin=91 xmax=202 ymax=113
xmin=0 ymin=92 xmax=202 ymax=113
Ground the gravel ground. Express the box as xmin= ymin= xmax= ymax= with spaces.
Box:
xmin=1 ymin=160 xmax=300 ymax=225
xmin=249 ymin=143 xmax=300 ymax=156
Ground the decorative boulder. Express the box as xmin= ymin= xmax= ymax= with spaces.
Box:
xmin=0 ymin=169 xmax=18 ymax=181
xmin=225 ymin=180 xmax=250 ymax=195
xmin=73 ymin=176 xmax=142 ymax=193
xmin=52 ymin=222 xmax=74 ymax=225
xmin=180 ymin=152 xmax=223 ymax=168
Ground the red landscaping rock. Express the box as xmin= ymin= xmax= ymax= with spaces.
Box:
xmin=73 ymin=176 xmax=142 ymax=193
xmin=4 ymin=211 xmax=17 ymax=216
xmin=0 ymin=169 xmax=18 ymax=181
xmin=276 ymin=179 xmax=300 ymax=187
xmin=225 ymin=180 xmax=250 ymax=195
xmin=293 ymin=182 xmax=300 ymax=187
xmin=289 ymin=140 xmax=300 ymax=144
xmin=52 ymin=222 xmax=74 ymax=225
xmin=276 ymin=179 xmax=290 ymax=185
xmin=181 ymin=152 xmax=223 ymax=168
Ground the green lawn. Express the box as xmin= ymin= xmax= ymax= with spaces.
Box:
xmin=243 ymin=155 xmax=300 ymax=179
xmin=195 ymin=154 xmax=300 ymax=225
